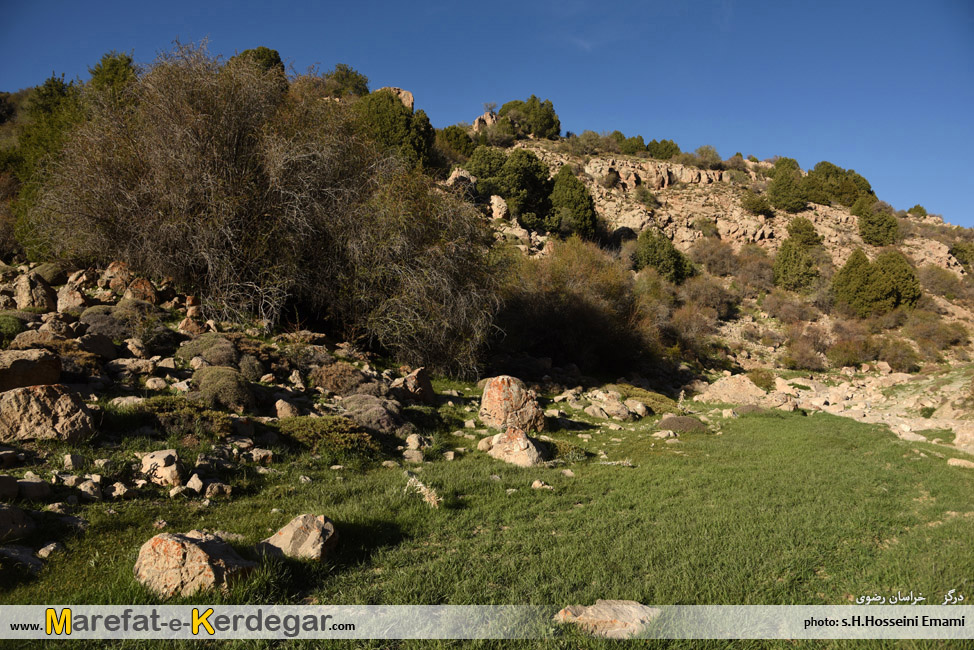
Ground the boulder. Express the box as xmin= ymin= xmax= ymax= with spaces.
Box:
xmin=257 ymin=514 xmax=337 ymax=561
xmin=17 ymin=479 xmax=51 ymax=501
xmin=13 ymin=273 xmax=56 ymax=312
xmin=0 ymin=504 xmax=35 ymax=542
xmin=657 ymin=415 xmax=707 ymax=433
xmin=478 ymin=376 xmax=545 ymax=433
xmin=123 ymin=278 xmax=158 ymax=304
xmin=133 ymin=530 xmax=257 ymax=598
xmin=56 ymin=285 xmax=89 ymax=314
xmin=554 ymin=600 xmax=661 ymax=639
xmin=342 ymin=394 xmax=411 ymax=436
xmin=0 ymin=475 xmax=17 ymax=500
xmin=486 ymin=427 xmax=546 ymax=467
xmin=490 ymin=195 xmax=509 ymax=220
xmin=141 ymin=449 xmax=183 ymax=487
xmin=390 ymin=367 xmax=435 ymax=404
xmin=0 ymin=385 xmax=95 ymax=443
xmin=0 ymin=349 xmax=61 ymax=391
xmin=947 ymin=458 xmax=974 ymax=469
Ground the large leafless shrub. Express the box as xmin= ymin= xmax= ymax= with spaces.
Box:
xmin=25 ymin=43 xmax=501 ymax=375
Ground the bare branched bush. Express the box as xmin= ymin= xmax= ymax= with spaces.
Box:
xmin=24 ymin=43 xmax=501 ymax=375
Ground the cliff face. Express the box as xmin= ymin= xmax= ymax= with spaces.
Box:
xmin=516 ymin=141 xmax=966 ymax=276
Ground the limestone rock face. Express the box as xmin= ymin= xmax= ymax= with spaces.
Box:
xmin=0 ymin=349 xmax=61 ymax=392
xmin=479 ymin=376 xmax=545 ymax=433
xmin=13 ymin=273 xmax=56 ymax=312
xmin=472 ymin=110 xmax=498 ymax=132
xmin=377 ymin=87 xmax=414 ymax=111
xmin=257 ymin=514 xmax=337 ymax=561
xmin=0 ymin=385 xmax=95 ymax=443
xmin=133 ymin=530 xmax=257 ymax=598
xmin=485 ymin=427 xmax=546 ymax=467
xmin=554 ymin=600 xmax=661 ymax=639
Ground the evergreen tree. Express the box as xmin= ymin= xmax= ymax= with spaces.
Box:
xmin=786 ymin=217 xmax=823 ymax=247
xmin=632 ymin=228 xmax=694 ymax=284
xmin=647 ymin=138 xmax=680 ymax=159
xmin=858 ymin=208 xmax=898 ymax=246
xmin=549 ymin=165 xmax=597 ymax=239
xmin=772 ymin=238 xmax=818 ymax=291
xmin=832 ymin=249 xmax=895 ymax=317
xmin=874 ymin=250 xmax=921 ymax=308
xmin=768 ymin=158 xmax=807 ymax=213
xmin=354 ymin=89 xmax=435 ymax=169
xmin=620 ymin=135 xmax=645 ymax=155
xmin=235 ymin=47 xmax=284 ymax=74
xmin=322 ymin=63 xmax=369 ymax=98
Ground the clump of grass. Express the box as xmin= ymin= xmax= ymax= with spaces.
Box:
xmin=919 ymin=406 xmax=936 ymax=419
xmin=403 ymin=471 xmax=441 ymax=509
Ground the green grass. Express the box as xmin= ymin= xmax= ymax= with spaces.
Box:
xmin=4 ymin=408 xmax=974 ymax=649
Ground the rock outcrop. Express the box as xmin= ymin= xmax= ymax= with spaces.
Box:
xmin=0 ymin=385 xmax=95 ymax=443
xmin=0 ymin=349 xmax=62 ymax=391
xmin=482 ymin=427 xmax=546 ymax=467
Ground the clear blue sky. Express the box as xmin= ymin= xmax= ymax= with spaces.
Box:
xmin=2 ymin=1 xmax=972 ymax=225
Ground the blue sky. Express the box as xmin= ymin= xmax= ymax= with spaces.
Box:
xmin=2 ymin=1 xmax=972 ymax=225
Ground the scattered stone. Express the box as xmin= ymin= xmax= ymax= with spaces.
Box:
xmin=204 ymin=482 xmax=232 ymax=498
xmin=443 ymin=451 xmax=456 ymax=461
xmin=402 ymin=449 xmax=424 ymax=464
xmin=554 ymin=600 xmax=662 ymax=639
xmin=947 ymin=458 xmax=974 ymax=469
xmin=145 ymin=377 xmax=168 ymax=391
xmin=64 ymin=453 xmax=85 ymax=471
xmin=651 ymin=430 xmax=678 ymax=439
xmin=243 ymin=448 xmax=273 ymax=465
xmin=37 ymin=542 xmax=66 ymax=559
xmin=14 ymin=272 xmax=56 ymax=312
xmin=133 ymin=530 xmax=257 ymax=598
xmin=275 ymin=399 xmax=301 ymax=419
xmin=257 ymin=514 xmax=337 ymax=561
xmin=186 ymin=474 xmax=204 ymax=494
xmin=104 ymin=482 xmax=130 ymax=500
xmin=405 ymin=434 xmax=431 ymax=451
xmin=478 ymin=375 xmax=546 ymax=433
xmin=531 ymin=480 xmax=553 ymax=490
xmin=381 ymin=460 xmax=399 ymax=468
xmin=0 ymin=384 xmax=95 ymax=443
xmin=299 ymin=475 xmax=312 ymax=484
xmin=486 ymin=427 xmax=547 ymax=467
xmin=390 ymin=367 xmax=435 ymax=404
xmin=561 ymin=469 xmax=575 ymax=478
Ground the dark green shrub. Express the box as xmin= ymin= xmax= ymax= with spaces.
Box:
xmin=832 ymin=249 xmax=896 ymax=318
xmin=549 ymin=164 xmax=597 ymax=239
xmin=278 ymin=415 xmax=380 ymax=464
xmin=632 ymin=229 xmax=694 ymax=284
xmin=773 ymin=239 xmax=818 ymax=291
xmin=803 ymin=161 xmax=873 ymax=207
xmin=497 ymin=95 xmax=560 ymax=139
xmin=354 ymin=89 xmax=436 ymax=169
xmin=741 ymin=190 xmax=773 ymax=217
xmin=435 ymin=124 xmax=475 ymax=163
xmin=464 ymin=145 xmax=506 ymax=179
xmin=609 ymin=384 xmax=680 ymax=414
xmin=321 ymin=63 xmax=369 ymax=98
xmin=192 ymin=366 xmax=255 ymax=413
xmin=920 ymin=406 xmax=936 ymax=418
xmin=767 ymin=158 xmax=807 ymax=213
xmin=620 ymin=135 xmax=646 ymax=155
xmin=907 ymin=204 xmax=928 ymax=217
xmin=550 ymin=439 xmax=587 ymax=463
xmin=874 ymin=250 xmax=921 ymax=308
xmin=647 ymin=139 xmax=680 ymax=160
xmin=235 ymin=47 xmax=285 ymax=75
xmin=859 ymin=208 xmax=899 ymax=246
xmin=786 ymin=217 xmax=822 ymax=248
